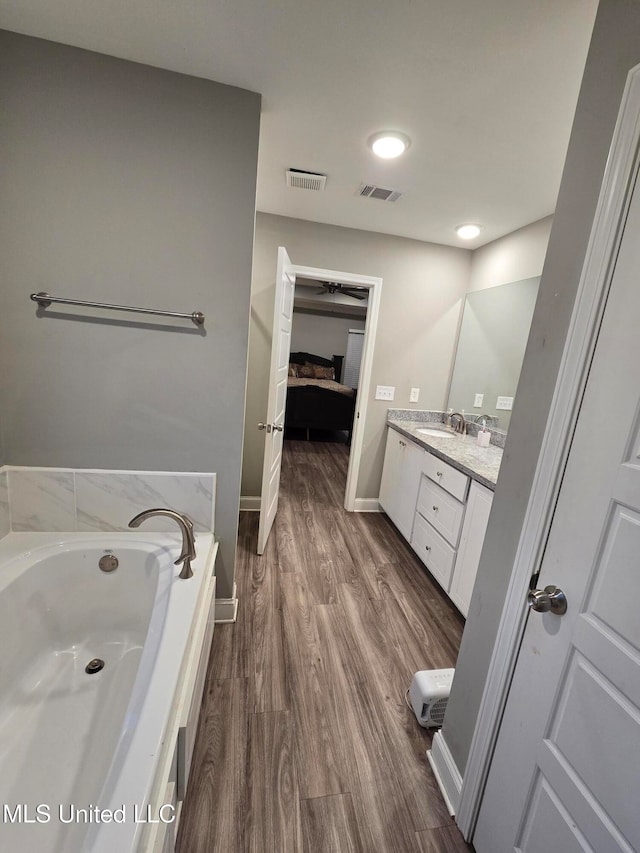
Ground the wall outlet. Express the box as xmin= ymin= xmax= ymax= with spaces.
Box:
xmin=496 ymin=396 xmax=514 ymax=410
xmin=375 ymin=385 xmax=395 ymax=401
xmin=474 ymin=393 xmax=484 ymax=408
xmin=410 ymin=387 xmax=420 ymax=403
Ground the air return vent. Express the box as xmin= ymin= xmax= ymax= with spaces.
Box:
xmin=358 ymin=183 xmax=402 ymax=202
xmin=286 ymin=169 xmax=327 ymax=191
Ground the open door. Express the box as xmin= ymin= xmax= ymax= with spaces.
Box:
xmin=257 ymin=246 xmax=295 ymax=555
xmin=475 ymin=69 xmax=640 ymax=853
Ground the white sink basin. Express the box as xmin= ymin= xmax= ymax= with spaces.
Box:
xmin=416 ymin=427 xmax=456 ymax=439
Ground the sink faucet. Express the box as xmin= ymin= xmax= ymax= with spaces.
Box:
xmin=128 ymin=508 xmax=196 ymax=579
xmin=449 ymin=412 xmax=467 ymax=434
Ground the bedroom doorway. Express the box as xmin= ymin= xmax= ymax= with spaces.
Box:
xmin=257 ymin=248 xmax=382 ymax=553
xmin=288 ymin=280 xmax=367 ymax=444
xmin=286 ymin=262 xmax=382 ymax=513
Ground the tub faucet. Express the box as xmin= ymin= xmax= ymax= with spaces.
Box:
xmin=128 ymin=508 xmax=196 ymax=579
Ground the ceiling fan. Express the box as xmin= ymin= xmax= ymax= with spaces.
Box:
xmin=315 ymin=281 xmax=368 ymax=300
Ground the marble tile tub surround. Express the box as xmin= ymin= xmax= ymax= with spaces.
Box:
xmin=388 ymin=409 xmax=506 ymax=449
xmin=6 ymin=467 xmax=216 ymax=533
xmin=0 ymin=468 xmax=9 ymax=541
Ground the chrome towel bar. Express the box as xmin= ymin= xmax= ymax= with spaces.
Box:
xmin=30 ymin=291 xmax=205 ymax=326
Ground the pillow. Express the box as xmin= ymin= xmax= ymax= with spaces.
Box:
xmin=298 ymin=363 xmax=315 ymax=378
xmin=288 ymin=363 xmax=299 ymax=377
xmin=312 ymin=364 xmax=335 ymax=380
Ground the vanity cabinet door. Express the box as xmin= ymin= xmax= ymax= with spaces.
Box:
xmin=379 ymin=428 xmax=424 ymax=540
xmin=379 ymin=428 xmax=404 ymax=523
xmin=449 ymin=480 xmax=493 ymax=617
xmin=396 ymin=439 xmax=425 ymax=540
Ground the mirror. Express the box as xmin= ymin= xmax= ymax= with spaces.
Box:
xmin=447 ymin=276 xmax=540 ymax=431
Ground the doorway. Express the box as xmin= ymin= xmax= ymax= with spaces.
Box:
xmin=288 ymin=262 xmax=382 ymax=513
xmin=287 ymin=278 xmax=367 ymax=445
xmin=256 ymin=250 xmax=383 ymax=555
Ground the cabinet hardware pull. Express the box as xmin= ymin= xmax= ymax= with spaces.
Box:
xmin=436 ymin=471 xmax=443 ymax=477
xmin=425 ymin=545 xmax=431 ymax=551
xmin=432 ymin=505 xmax=439 ymax=512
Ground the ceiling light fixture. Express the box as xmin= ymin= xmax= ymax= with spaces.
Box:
xmin=456 ymin=224 xmax=481 ymax=240
xmin=368 ymin=131 xmax=411 ymax=159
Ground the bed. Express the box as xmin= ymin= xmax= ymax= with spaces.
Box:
xmin=285 ymin=351 xmax=357 ymax=441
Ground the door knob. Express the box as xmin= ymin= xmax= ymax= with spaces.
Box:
xmin=258 ymin=422 xmax=272 ymax=433
xmin=272 ymin=423 xmax=284 ymax=432
xmin=528 ymin=585 xmax=567 ymax=615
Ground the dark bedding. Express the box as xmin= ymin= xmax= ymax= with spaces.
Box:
xmin=285 ymin=352 xmax=356 ymax=439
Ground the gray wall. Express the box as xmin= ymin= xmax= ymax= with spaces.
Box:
xmin=291 ymin=310 xmax=365 ymax=363
xmin=467 ymin=216 xmax=552 ymax=293
xmin=0 ymin=30 xmax=261 ymax=599
xmin=443 ymin=0 xmax=640 ymax=774
xmin=243 ymin=213 xmax=471 ymax=498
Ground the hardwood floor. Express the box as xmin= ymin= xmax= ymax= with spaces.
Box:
xmin=178 ymin=439 xmax=471 ymax=853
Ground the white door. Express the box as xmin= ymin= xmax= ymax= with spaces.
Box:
xmin=449 ymin=481 xmax=493 ymax=618
xmin=378 ymin=430 xmax=424 ymax=540
xmin=378 ymin=429 xmax=405 ymax=524
xmin=257 ymin=246 xmax=295 ymax=555
xmin=474 ymin=114 xmax=640 ymax=852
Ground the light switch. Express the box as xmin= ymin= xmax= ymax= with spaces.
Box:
xmin=410 ymin=387 xmax=420 ymax=403
xmin=496 ymin=396 xmax=514 ymax=410
xmin=375 ymin=385 xmax=395 ymax=401
xmin=474 ymin=393 xmax=484 ymax=408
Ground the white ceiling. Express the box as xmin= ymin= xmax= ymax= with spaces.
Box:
xmin=0 ymin=0 xmax=599 ymax=248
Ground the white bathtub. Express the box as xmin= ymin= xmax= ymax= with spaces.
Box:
xmin=0 ymin=530 xmax=217 ymax=853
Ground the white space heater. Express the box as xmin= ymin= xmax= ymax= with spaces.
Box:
xmin=408 ymin=668 xmax=455 ymax=728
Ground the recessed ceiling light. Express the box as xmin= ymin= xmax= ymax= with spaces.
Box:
xmin=368 ymin=131 xmax=411 ymax=159
xmin=456 ymin=224 xmax=482 ymax=240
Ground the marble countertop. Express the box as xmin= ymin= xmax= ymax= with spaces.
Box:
xmin=387 ymin=416 xmax=503 ymax=491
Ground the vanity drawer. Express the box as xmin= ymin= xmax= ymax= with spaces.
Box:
xmin=416 ymin=475 xmax=465 ymax=547
xmin=422 ymin=451 xmax=469 ymax=502
xmin=411 ymin=511 xmax=456 ymax=592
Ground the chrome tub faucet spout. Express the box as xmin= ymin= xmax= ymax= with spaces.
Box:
xmin=128 ymin=508 xmax=196 ymax=579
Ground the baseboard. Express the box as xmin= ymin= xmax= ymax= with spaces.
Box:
xmin=240 ymin=496 xmax=260 ymax=511
xmin=353 ymin=498 xmax=381 ymax=512
xmin=242 ymin=495 xmax=380 ymax=513
xmin=426 ymin=731 xmax=462 ymax=817
xmin=214 ymin=583 xmax=238 ymax=623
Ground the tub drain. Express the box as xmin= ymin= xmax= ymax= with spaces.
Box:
xmin=99 ymin=554 xmax=118 ymax=573
xmin=85 ymin=658 xmax=105 ymax=674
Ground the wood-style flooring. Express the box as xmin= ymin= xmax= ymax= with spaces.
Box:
xmin=178 ymin=439 xmax=471 ymax=853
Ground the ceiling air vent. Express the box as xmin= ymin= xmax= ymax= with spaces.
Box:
xmin=286 ymin=168 xmax=327 ymax=191
xmin=358 ymin=183 xmax=402 ymax=202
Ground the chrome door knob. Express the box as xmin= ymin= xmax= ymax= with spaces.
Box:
xmin=258 ymin=422 xmax=272 ymax=433
xmin=528 ymin=585 xmax=567 ymax=615
xmin=272 ymin=423 xmax=284 ymax=432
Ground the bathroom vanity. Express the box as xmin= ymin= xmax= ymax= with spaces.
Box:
xmin=379 ymin=415 xmax=502 ymax=617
